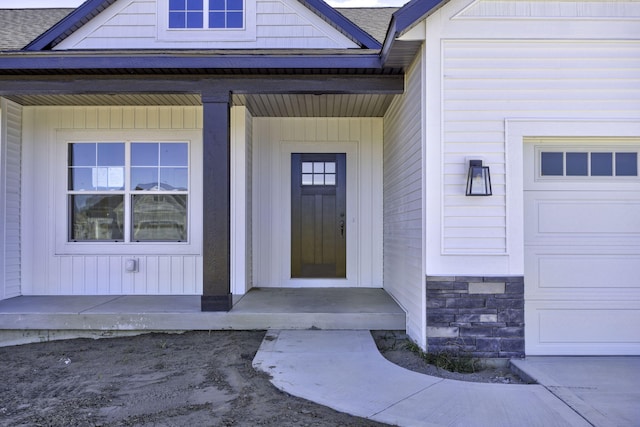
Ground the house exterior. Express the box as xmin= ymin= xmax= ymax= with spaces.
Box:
xmin=0 ymin=0 xmax=638 ymax=357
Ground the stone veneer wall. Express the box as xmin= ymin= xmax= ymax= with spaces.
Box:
xmin=426 ymin=276 xmax=525 ymax=358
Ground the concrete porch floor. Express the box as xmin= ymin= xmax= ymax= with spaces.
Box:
xmin=0 ymin=288 xmax=406 ymax=346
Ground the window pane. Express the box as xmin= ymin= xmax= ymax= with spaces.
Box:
xmin=228 ymin=0 xmax=243 ymax=11
xmin=97 ymin=143 xmax=124 ymax=166
xmin=69 ymin=167 xmax=92 ymax=191
xmin=313 ymin=174 xmax=324 ymax=185
xmin=325 ymin=162 xmax=336 ymax=173
xmin=160 ymin=167 xmax=189 ymax=190
xmin=131 ymin=167 xmax=158 ymax=190
xmin=591 ymin=152 xmax=613 ymax=176
xmin=302 ymin=174 xmax=313 ymax=185
xmin=169 ymin=0 xmax=186 ymax=9
xmin=169 ymin=11 xmax=186 ymax=28
xmin=70 ymin=195 xmax=124 ymax=241
xmin=94 ymin=167 xmax=125 ymax=191
xmin=616 ymin=152 xmax=638 ymax=176
xmin=209 ymin=11 xmax=225 ymax=27
xmin=187 ymin=0 xmax=203 ymax=8
xmin=69 ymin=144 xmax=95 ymax=166
xmin=541 ymin=152 xmax=563 ymax=176
xmin=132 ymin=143 xmax=158 ymax=166
xmin=302 ymin=162 xmax=313 ymax=173
xmin=160 ymin=143 xmax=188 ymax=166
xmin=227 ymin=11 xmax=243 ymax=28
xmin=210 ymin=0 xmax=225 ymax=9
xmin=132 ymin=194 xmax=187 ymax=241
xmin=187 ymin=11 xmax=203 ymax=28
xmin=325 ymin=174 xmax=336 ymax=185
xmin=313 ymin=162 xmax=324 ymax=173
xmin=566 ymin=152 xmax=588 ymax=176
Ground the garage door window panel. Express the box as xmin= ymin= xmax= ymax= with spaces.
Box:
xmin=540 ymin=150 xmax=638 ymax=178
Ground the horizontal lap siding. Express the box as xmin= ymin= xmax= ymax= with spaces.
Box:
xmin=22 ymin=106 xmax=203 ymax=295
xmin=442 ymin=40 xmax=640 ymax=254
xmin=1 ymin=99 xmax=22 ymax=299
xmin=383 ymin=54 xmax=425 ymax=346
xmin=58 ymin=0 xmax=356 ymax=49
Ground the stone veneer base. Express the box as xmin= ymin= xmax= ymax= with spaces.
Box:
xmin=426 ymin=276 xmax=525 ymax=358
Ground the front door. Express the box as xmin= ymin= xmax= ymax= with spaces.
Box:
xmin=291 ymin=153 xmax=346 ymax=278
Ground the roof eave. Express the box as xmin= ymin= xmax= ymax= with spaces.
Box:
xmin=0 ymin=50 xmax=385 ymax=72
xmin=380 ymin=0 xmax=449 ymax=68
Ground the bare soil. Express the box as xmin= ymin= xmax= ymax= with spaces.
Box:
xmin=0 ymin=330 xmax=525 ymax=427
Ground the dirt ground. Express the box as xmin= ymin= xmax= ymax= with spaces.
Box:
xmin=0 ymin=331 xmax=524 ymax=427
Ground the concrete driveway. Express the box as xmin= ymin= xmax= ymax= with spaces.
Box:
xmin=511 ymin=357 xmax=640 ymax=427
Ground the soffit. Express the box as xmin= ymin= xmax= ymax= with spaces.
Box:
xmin=6 ymin=93 xmax=395 ymax=117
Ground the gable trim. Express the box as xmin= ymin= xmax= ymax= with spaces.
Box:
xmin=299 ymin=0 xmax=382 ymax=49
xmin=24 ymin=0 xmax=119 ymax=51
xmin=24 ymin=0 xmax=381 ymax=51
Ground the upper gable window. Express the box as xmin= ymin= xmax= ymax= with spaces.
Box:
xmin=159 ymin=0 xmax=256 ymax=42
xmin=169 ymin=0 xmax=244 ymax=29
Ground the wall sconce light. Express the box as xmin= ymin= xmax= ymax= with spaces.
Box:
xmin=465 ymin=159 xmax=492 ymax=196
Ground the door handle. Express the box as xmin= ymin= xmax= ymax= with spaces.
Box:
xmin=339 ymin=220 xmax=345 ymax=237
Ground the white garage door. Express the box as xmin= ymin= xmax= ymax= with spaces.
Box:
xmin=524 ymin=139 xmax=640 ymax=355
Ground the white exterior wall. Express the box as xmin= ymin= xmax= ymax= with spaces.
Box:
xmin=230 ymin=106 xmax=254 ymax=296
xmin=383 ymin=54 xmax=426 ymax=347
xmin=253 ymin=117 xmax=383 ymax=288
xmin=54 ymin=0 xmax=358 ymax=49
xmin=21 ymin=105 xmax=207 ymax=295
xmin=423 ymin=0 xmax=640 ymax=276
xmin=0 ymin=99 xmax=23 ymax=300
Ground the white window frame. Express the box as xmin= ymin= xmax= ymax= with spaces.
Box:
xmin=55 ymin=130 xmax=203 ymax=256
xmin=157 ymin=0 xmax=257 ymax=42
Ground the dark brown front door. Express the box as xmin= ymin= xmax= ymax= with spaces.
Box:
xmin=291 ymin=153 xmax=346 ymax=278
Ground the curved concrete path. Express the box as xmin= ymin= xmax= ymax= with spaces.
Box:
xmin=253 ymin=330 xmax=590 ymax=427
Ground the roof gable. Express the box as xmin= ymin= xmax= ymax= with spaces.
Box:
xmin=25 ymin=0 xmax=381 ymax=51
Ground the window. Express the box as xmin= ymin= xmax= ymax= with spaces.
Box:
xmin=540 ymin=150 xmax=638 ymax=178
xmin=302 ymin=161 xmax=336 ymax=186
xmin=169 ymin=0 xmax=244 ymax=29
xmin=68 ymin=142 xmax=189 ymax=243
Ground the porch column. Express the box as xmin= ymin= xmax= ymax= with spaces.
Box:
xmin=201 ymin=92 xmax=232 ymax=311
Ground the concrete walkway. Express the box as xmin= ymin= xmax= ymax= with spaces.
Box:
xmin=253 ymin=330 xmax=632 ymax=427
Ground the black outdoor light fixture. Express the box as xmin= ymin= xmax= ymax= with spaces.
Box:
xmin=465 ymin=159 xmax=492 ymax=196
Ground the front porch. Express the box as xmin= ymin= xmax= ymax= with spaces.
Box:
xmin=0 ymin=288 xmax=405 ymax=346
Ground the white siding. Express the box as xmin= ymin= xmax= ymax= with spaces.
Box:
xmin=441 ymin=40 xmax=640 ymax=257
xmin=383 ymin=54 xmax=426 ymax=348
xmin=21 ymin=106 xmax=203 ymax=295
xmin=0 ymin=99 xmax=23 ymax=300
xmin=54 ymin=0 xmax=358 ymax=50
xmin=253 ymin=117 xmax=383 ymax=288
xmin=458 ymin=0 xmax=640 ymax=18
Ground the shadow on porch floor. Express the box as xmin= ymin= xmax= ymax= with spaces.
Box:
xmin=0 ymin=288 xmax=406 ymax=346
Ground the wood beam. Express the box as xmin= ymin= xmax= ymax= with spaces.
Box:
xmin=0 ymin=75 xmax=403 ymax=96
xmin=201 ymin=92 xmax=232 ymax=311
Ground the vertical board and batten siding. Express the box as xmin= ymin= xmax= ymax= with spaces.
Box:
xmin=383 ymin=54 xmax=425 ymax=347
xmin=253 ymin=117 xmax=383 ymax=288
xmin=0 ymin=99 xmax=22 ymax=300
xmin=21 ymin=106 xmax=204 ymax=295
xmin=441 ymin=40 xmax=640 ymax=256
xmin=54 ymin=0 xmax=357 ymax=49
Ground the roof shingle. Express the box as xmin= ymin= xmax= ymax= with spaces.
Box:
xmin=0 ymin=9 xmax=73 ymax=51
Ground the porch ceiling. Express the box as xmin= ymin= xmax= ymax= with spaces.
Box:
xmin=6 ymin=93 xmax=396 ymax=117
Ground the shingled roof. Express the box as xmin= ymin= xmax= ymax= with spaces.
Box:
xmin=0 ymin=9 xmax=73 ymax=51
xmin=0 ymin=6 xmax=395 ymax=51
xmin=337 ymin=8 xmax=397 ymax=44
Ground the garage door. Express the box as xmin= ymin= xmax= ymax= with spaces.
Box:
xmin=524 ymin=139 xmax=640 ymax=355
